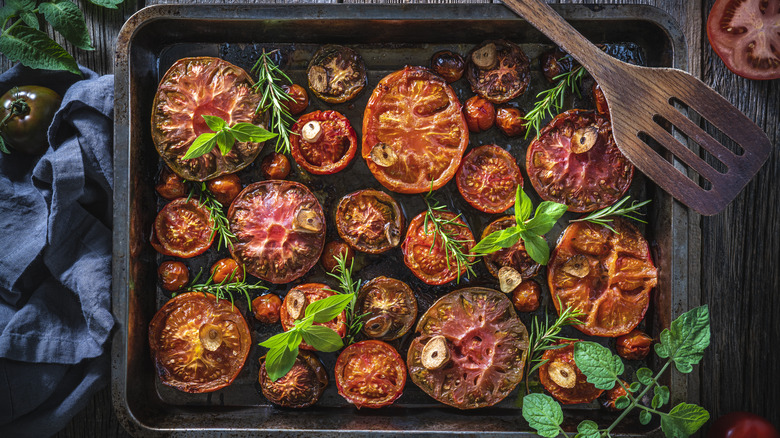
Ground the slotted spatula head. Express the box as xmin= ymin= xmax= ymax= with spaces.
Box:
xmin=501 ymin=0 xmax=773 ymax=216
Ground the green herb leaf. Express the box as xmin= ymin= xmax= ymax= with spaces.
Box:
xmin=639 ymin=409 xmax=652 ymax=425
xmin=19 ymin=11 xmax=39 ymax=30
xmin=573 ymin=341 xmax=624 ymax=390
xmin=652 ymin=393 xmax=663 ymax=409
xmin=0 ymin=25 xmax=80 ymax=75
xmin=519 ymin=230 xmax=551 ymax=266
xmin=521 ymin=393 xmax=564 ymax=438
xmin=516 ymin=187 xmax=532 ymax=224
xmin=8 ymin=0 xmax=36 ymax=12
xmin=182 ymin=133 xmax=217 ymax=160
xmin=286 ymin=331 xmax=302 ymax=350
xmin=660 ymin=403 xmax=710 ymax=438
xmin=301 ymin=325 xmax=344 ymax=352
xmin=216 ymin=130 xmax=235 ymax=156
xmin=230 ymin=122 xmax=277 ymax=143
xmin=38 ymin=0 xmax=94 ymax=50
xmin=471 ymin=225 xmax=522 ymax=254
xmin=629 ymin=381 xmax=642 ymax=393
xmin=636 ymin=367 xmax=654 ymax=385
xmin=259 ymin=330 xmax=292 ymax=349
xmin=203 ymin=114 xmax=227 ymax=132
xmin=265 ymin=344 xmax=299 ymax=382
xmin=306 ymin=293 xmax=354 ymax=324
xmin=86 ymin=0 xmax=124 ymax=9
xmin=0 ymin=137 xmax=10 ymax=154
xmin=615 ymin=396 xmax=630 ymax=410
xmin=577 ymin=420 xmax=600 ymax=438
xmin=656 ymin=305 xmax=710 ymax=373
xmin=525 ymin=201 xmax=568 ymax=235
xmin=656 ymin=385 xmax=670 ymax=406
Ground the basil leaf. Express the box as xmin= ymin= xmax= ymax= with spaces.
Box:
xmin=215 ymin=130 xmax=235 ymax=156
xmin=519 ymin=230 xmax=550 ymax=265
xmin=182 ymin=133 xmax=217 ymax=160
xmin=38 ymin=0 xmax=94 ymax=50
xmin=259 ymin=330 xmax=292 ymax=349
xmin=573 ymin=341 xmax=624 ymax=390
xmin=471 ymin=226 xmax=522 ymax=255
xmin=302 ymin=325 xmax=344 ymax=352
xmin=86 ymin=0 xmax=124 ymax=9
xmin=636 ymin=367 xmax=653 ymax=385
xmin=577 ymin=420 xmax=600 ymax=438
xmin=229 ymin=127 xmax=250 ymax=142
xmin=525 ymin=201 xmax=568 ymax=235
xmin=660 ymin=403 xmax=710 ymax=438
xmin=521 ymin=393 xmax=564 ymax=438
xmin=0 ymin=26 xmax=80 ymax=75
xmin=231 ymin=123 xmax=277 ymax=143
xmin=265 ymin=344 xmax=299 ymax=382
xmin=656 ymin=305 xmax=710 ymax=373
xmin=639 ymin=409 xmax=652 ymax=425
xmin=202 ymin=115 xmax=227 ymax=132
xmin=516 ymin=188 xmax=532 ymax=225
xmin=305 ymin=293 xmax=353 ymax=324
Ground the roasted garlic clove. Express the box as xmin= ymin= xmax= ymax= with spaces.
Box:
xmin=199 ymin=324 xmax=223 ymax=352
xmin=301 ymin=121 xmax=322 ymax=143
xmin=499 ymin=266 xmax=524 ymax=294
xmin=308 ymin=65 xmax=329 ymax=94
xmin=385 ymin=222 xmax=401 ymax=247
xmin=571 ymin=125 xmax=599 ymax=154
xmin=285 ymin=289 xmax=307 ymax=320
xmin=369 ymin=142 xmax=398 ymax=167
xmin=421 ymin=335 xmax=451 ymax=370
xmin=363 ymin=314 xmax=392 ymax=338
xmin=562 ymin=254 xmax=591 ymax=278
xmin=293 ymin=207 xmax=324 ymax=234
xmin=472 ymin=43 xmax=498 ymax=70
xmin=548 ymin=360 xmax=577 ymax=389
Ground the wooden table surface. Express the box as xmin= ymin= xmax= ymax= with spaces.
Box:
xmin=2 ymin=0 xmax=774 ymax=436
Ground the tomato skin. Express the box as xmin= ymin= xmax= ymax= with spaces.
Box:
xmin=466 ymin=40 xmax=531 ymax=104
xmin=156 ymin=167 xmax=188 ymax=200
xmin=592 ymin=83 xmax=610 ymax=117
xmin=252 ymin=293 xmax=282 ymax=324
xmin=431 ymin=50 xmax=466 ymax=83
xmin=539 ymin=341 xmax=604 ymax=404
xmin=280 ymin=284 xmax=346 ymax=351
xmin=320 ymin=240 xmax=355 ymax=274
xmin=456 ymin=145 xmax=523 ymax=214
xmin=259 ymin=350 xmax=328 ymax=408
xmin=0 ymin=86 xmax=61 ymax=155
xmin=307 ymin=45 xmax=367 ymax=104
xmin=707 ymin=412 xmax=780 ymax=438
xmin=290 ymin=110 xmax=357 ymax=175
xmin=357 ymin=276 xmax=417 ymax=341
xmin=260 ymin=153 xmax=291 ymax=179
xmin=335 ymin=340 xmax=407 ymax=409
xmin=336 ymin=189 xmax=405 ymax=254
xmin=402 ymin=210 xmax=475 ymax=285
xmin=206 ymin=174 xmax=242 ymax=206
xmin=152 ymin=198 xmax=215 ymax=258
xmin=511 ymin=280 xmax=541 ymax=313
xmin=210 ymin=258 xmax=244 ymax=284
xmin=615 ymin=329 xmax=653 ymax=360
xmin=281 ymin=84 xmax=309 ymax=115
xmin=158 ymin=261 xmax=189 ymax=291
xmin=463 ymin=96 xmax=495 ymax=133
xmin=495 ymin=107 xmax=527 ymax=137
xmin=540 ymin=47 xmax=576 ymax=83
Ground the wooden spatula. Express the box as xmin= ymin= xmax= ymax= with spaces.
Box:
xmin=501 ymin=0 xmax=772 ymax=216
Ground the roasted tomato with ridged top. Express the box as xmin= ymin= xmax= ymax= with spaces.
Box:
xmin=456 ymin=145 xmax=522 ymax=214
xmin=148 ymin=292 xmax=251 ymax=393
xmin=228 ymin=181 xmax=325 ymax=284
xmin=335 ymin=340 xmax=406 ymax=408
xmin=280 ymin=283 xmax=347 ymax=351
xmin=151 ymin=57 xmax=266 ymax=181
xmin=336 ymin=189 xmax=404 ymax=254
xmin=362 ymin=66 xmax=468 ymax=194
xmin=466 ymin=40 xmax=531 ymax=104
xmin=539 ymin=341 xmax=604 ymax=404
xmin=259 ymin=350 xmax=328 ymax=408
xmin=548 ymin=219 xmax=657 ymax=337
xmin=357 ymin=277 xmax=417 ymax=341
xmin=290 ymin=110 xmax=357 ymax=175
xmin=151 ymin=198 xmax=214 ymax=258
xmin=407 ymin=288 xmax=528 ymax=409
xmin=481 ymin=216 xmax=541 ymax=280
xmin=402 ymin=210 xmax=475 ymax=285
xmin=307 ymin=45 xmax=367 ymax=103
xmin=526 ymin=109 xmax=633 ymax=213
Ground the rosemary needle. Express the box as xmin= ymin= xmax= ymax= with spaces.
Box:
xmin=422 ymin=189 xmax=476 ymax=283
xmin=251 ymin=49 xmax=296 ymax=154
xmin=524 ymin=64 xmax=587 ymax=139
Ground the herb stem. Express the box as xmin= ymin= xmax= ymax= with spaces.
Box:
xmin=251 ymin=49 xmax=295 ymax=154
xmin=557 ymin=425 xmax=571 ymax=438
xmin=605 ymin=360 xmax=672 ymax=434
xmin=421 ymin=190 xmax=476 ymax=282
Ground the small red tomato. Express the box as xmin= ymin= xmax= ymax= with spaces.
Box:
xmin=282 ymin=84 xmax=309 ymax=115
xmin=592 ymin=82 xmax=609 ymax=117
xmin=707 ymin=412 xmax=780 ymax=438
xmin=615 ymin=329 xmax=653 ymax=360
xmin=320 ymin=241 xmax=355 ymax=274
xmin=206 ymin=174 xmax=242 ymax=206
xmin=463 ymin=95 xmax=495 ymax=133
xmin=252 ymin=293 xmax=282 ymax=324
xmin=511 ymin=280 xmax=541 ymax=313
xmin=260 ymin=153 xmax=291 ymax=180
xmin=601 ymin=380 xmax=631 ymax=411
xmin=430 ymin=50 xmax=466 ymax=83
xmin=155 ymin=167 xmax=188 ymax=200
xmin=211 ymin=258 xmax=244 ymax=284
xmin=158 ymin=261 xmax=189 ymax=291
xmin=495 ymin=107 xmax=527 ymax=137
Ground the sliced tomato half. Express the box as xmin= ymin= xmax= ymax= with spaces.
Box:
xmin=456 ymin=145 xmax=522 ymax=214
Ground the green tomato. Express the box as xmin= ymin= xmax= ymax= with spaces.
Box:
xmin=0 ymin=86 xmax=62 ymax=155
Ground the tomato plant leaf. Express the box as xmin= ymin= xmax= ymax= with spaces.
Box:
xmin=8 ymin=0 xmax=36 ymax=12
xmin=202 ymin=114 xmax=227 ymax=132
xmin=471 ymin=226 xmax=521 ymax=254
xmin=656 ymin=305 xmax=710 ymax=373
xmin=182 ymin=133 xmax=217 ymax=160
xmin=577 ymin=420 xmax=600 ymax=438
xmin=305 ymin=293 xmax=353 ymax=324
xmin=519 ymin=230 xmax=550 ymax=266
xmin=629 ymin=381 xmax=642 ymax=393
xmin=302 ymin=325 xmax=344 ymax=352
xmin=0 ymin=136 xmax=11 ymax=154
xmin=0 ymin=26 xmax=80 ymax=75
xmin=516 ymin=187 xmax=532 ymax=224
xmin=636 ymin=367 xmax=653 ymax=385
xmin=639 ymin=409 xmax=652 ymax=425
xmin=656 ymin=385 xmax=670 ymax=405
xmin=19 ymin=11 xmax=39 ymax=30
xmin=86 ymin=0 xmax=124 ymax=9
xmin=573 ymin=341 xmax=624 ymax=390
xmin=265 ymin=344 xmax=299 ymax=382
xmin=615 ymin=395 xmax=630 ymax=410
xmin=230 ymin=122 xmax=277 ymax=143
xmin=522 ymin=393 xmax=564 ymax=438
xmin=660 ymin=402 xmax=710 ymax=438
xmin=259 ymin=330 xmax=292 ymax=349
xmin=38 ymin=0 xmax=94 ymax=51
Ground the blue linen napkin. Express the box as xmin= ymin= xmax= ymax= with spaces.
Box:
xmin=0 ymin=64 xmax=114 ymax=437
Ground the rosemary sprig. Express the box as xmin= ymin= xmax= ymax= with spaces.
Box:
xmin=188 ymin=183 xmax=236 ymax=251
xmin=524 ymin=64 xmax=587 ymax=138
xmin=571 ymin=196 xmax=651 ymax=233
xmin=326 ymin=252 xmax=369 ymax=345
xmin=422 ymin=189 xmax=476 ymax=283
xmin=250 ymin=49 xmax=296 ymax=154
xmin=185 ymin=267 xmax=267 ymax=310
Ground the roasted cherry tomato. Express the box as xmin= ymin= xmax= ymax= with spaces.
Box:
xmin=336 ymin=189 xmax=404 ymax=254
xmin=357 ymin=277 xmax=417 ymax=341
xmin=601 ymin=380 xmax=631 ymax=411
xmin=281 ymin=84 xmax=309 ymax=115
xmin=362 ymin=66 xmax=468 ymax=194
xmin=592 ymin=82 xmax=609 ymax=117
xmin=430 ymin=50 xmax=466 ymax=83
xmin=206 ymin=174 xmax=242 ymax=206
xmin=290 ymin=110 xmax=357 ymax=175
xmin=151 ymin=57 xmax=266 ymax=181
xmin=335 ymin=340 xmax=406 ymax=409
xmin=481 ymin=216 xmax=541 ymax=281
xmin=320 ymin=240 xmax=355 ymax=274
xmin=408 ymin=288 xmax=528 ymax=409
xmin=259 ymin=350 xmax=328 ymax=408
xmin=707 ymin=0 xmax=780 ymax=80
xmin=210 ymin=258 xmax=244 ymax=284
xmin=260 ymin=152 xmax=291 ymax=180
xmin=511 ymin=280 xmax=541 ymax=313
xmin=539 ymin=341 xmax=604 ymax=404
xmin=151 ymin=198 xmax=215 ymax=258
xmin=402 ymin=210 xmax=475 ymax=285
xmin=158 ymin=261 xmax=189 ymax=292
xmin=495 ymin=106 xmax=527 ymax=137
xmin=228 ymin=181 xmax=325 ymax=284
xmin=615 ymin=329 xmax=653 ymax=360
xmin=463 ymin=96 xmax=496 ymax=133
xmin=526 ymin=109 xmax=633 ymax=212
xmin=280 ymin=283 xmax=346 ymax=351
xmin=252 ymin=293 xmax=282 ymax=324
xmin=155 ymin=166 xmax=188 ymax=200
xmin=0 ymin=85 xmax=61 ymax=155
xmin=456 ymin=145 xmax=522 ymax=214
xmin=548 ymin=220 xmax=658 ymax=337
xmin=466 ymin=40 xmax=531 ymax=104
xmin=307 ymin=45 xmax=367 ymax=103
xmin=707 ymin=412 xmax=780 ymax=438
xmin=148 ymin=292 xmax=251 ymax=393
xmin=540 ymin=47 xmax=576 ymax=83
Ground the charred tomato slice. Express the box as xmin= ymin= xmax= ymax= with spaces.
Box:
xmin=407 ymin=288 xmax=528 ymax=409
xmin=481 ymin=216 xmax=541 ymax=282
xmin=357 ymin=277 xmax=417 ymax=341
xmin=280 ymin=283 xmax=347 ymax=351
xmin=151 ymin=198 xmax=214 ymax=258
xmin=548 ymin=219 xmax=657 ymax=337
xmin=336 ymin=189 xmax=404 ymax=254
xmin=526 ymin=109 xmax=633 ymax=213
xmin=151 ymin=57 xmax=265 ymax=181
xmin=456 ymin=145 xmax=523 ymax=214
xmin=362 ymin=66 xmax=468 ymax=194
xmin=335 ymin=340 xmax=407 ymax=408
xmin=228 ymin=181 xmax=325 ymax=284
xmin=259 ymin=350 xmax=328 ymax=408
xmin=466 ymin=40 xmax=531 ymax=104
xmin=539 ymin=341 xmax=604 ymax=404
xmin=307 ymin=45 xmax=367 ymax=103
xmin=148 ymin=292 xmax=251 ymax=393
xmin=290 ymin=110 xmax=357 ymax=175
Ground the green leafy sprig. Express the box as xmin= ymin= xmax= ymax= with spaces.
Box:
xmin=259 ymin=293 xmax=354 ymax=381
xmin=183 ymin=115 xmax=276 ymax=160
xmin=188 ymin=182 xmax=236 ymax=251
xmin=185 ymin=267 xmax=267 ymax=310
xmin=522 ymin=305 xmax=711 ymax=438
xmin=524 ymin=64 xmax=587 ymax=138
xmin=571 ymin=196 xmax=651 ymax=233
xmin=250 ymin=49 xmax=296 ymax=154
xmin=422 ymin=188 xmax=476 ymax=282
xmin=325 ymin=252 xmax=368 ymax=346
xmin=472 ymin=187 xmax=567 ymax=266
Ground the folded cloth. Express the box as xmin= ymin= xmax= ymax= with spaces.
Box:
xmin=0 ymin=64 xmax=114 ymax=437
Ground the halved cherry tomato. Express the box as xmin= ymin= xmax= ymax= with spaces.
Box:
xmin=511 ymin=280 xmax=541 ymax=313
xmin=335 ymin=340 xmax=406 ymax=408
xmin=357 ymin=276 xmax=417 ymax=341
xmin=206 ymin=174 xmax=242 ymax=206
xmin=279 ymin=283 xmax=346 ymax=351
xmin=151 ymin=198 xmax=214 ymax=258
xmin=228 ymin=181 xmax=325 ymax=284
xmin=526 ymin=109 xmax=633 ymax=213
xmin=466 ymin=40 xmax=531 ymax=104
xmin=592 ymin=82 xmax=609 ymax=117
xmin=430 ymin=50 xmax=465 ymax=83
xmin=148 ymin=292 xmax=251 ymax=393
xmin=601 ymin=380 xmax=631 ymax=411
xmin=336 ymin=189 xmax=404 ymax=254
xmin=158 ymin=261 xmax=189 ymax=291
xmin=320 ymin=240 xmax=355 ymax=274
xmin=540 ymin=47 xmax=576 ymax=83
xmin=362 ymin=66 xmax=468 ymax=194
xmin=707 ymin=412 xmax=780 ymax=438
xmin=539 ymin=341 xmax=604 ymax=404
xmin=0 ymin=85 xmax=61 ymax=155
xmin=307 ymin=45 xmax=367 ymax=103
xmin=259 ymin=350 xmax=328 ymax=408
xmin=155 ymin=166 xmax=188 ymax=200
xmin=707 ymin=0 xmax=780 ymax=80
xmin=456 ymin=145 xmax=522 ymax=214
xmin=481 ymin=216 xmax=541 ymax=280
xmin=290 ymin=110 xmax=357 ymax=175
xmin=401 ymin=210 xmax=475 ymax=285
xmin=548 ymin=220 xmax=657 ymax=337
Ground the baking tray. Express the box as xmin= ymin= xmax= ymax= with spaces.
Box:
xmin=113 ymin=4 xmax=691 ymax=436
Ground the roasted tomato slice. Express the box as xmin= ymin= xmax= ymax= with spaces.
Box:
xmin=466 ymin=40 xmax=531 ymax=104
xmin=357 ymin=277 xmax=417 ymax=341
xmin=335 ymin=340 xmax=406 ymax=408
xmin=228 ymin=181 xmax=325 ymax=284
xmin=707 ymin=0 xmax=780 ymax=80
xmin=526 ymin=109 xmax=633 ymax=213
xmin=259 ymin=350 xmax=328 ymax=408
xmin=481 ymin=216 xmax=541 ymax=281
xmin=539 ymin=341 xmax=604 ymax=404
xmin=152 ymin=198 xmax=214 ymax=258
xmin=148 ymin=292 xmax=251 ymax=393
xmin=336 ymin=189 xmax=404 ymax=254
xmin=290 ymin=110 xmax=357 ymax=175
xmin=151 ymin=57 xmax=265 ymax=181
xmin=456 ymin=145 xmax=523 ymax=214
xmin=408 ymin=288 xmax=528 ymax=409
xmin=280 ymin=283 xmax=347 ymax=351
xmin=402 ymin=210 xmax=476 ymax=285
xmin=548 ymin=219 xmax=658 ymax=337
xmin=307 ymin=45 xmax=367 ymax=103
xmin=362 ymin=66 xmax=469 ymax=194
